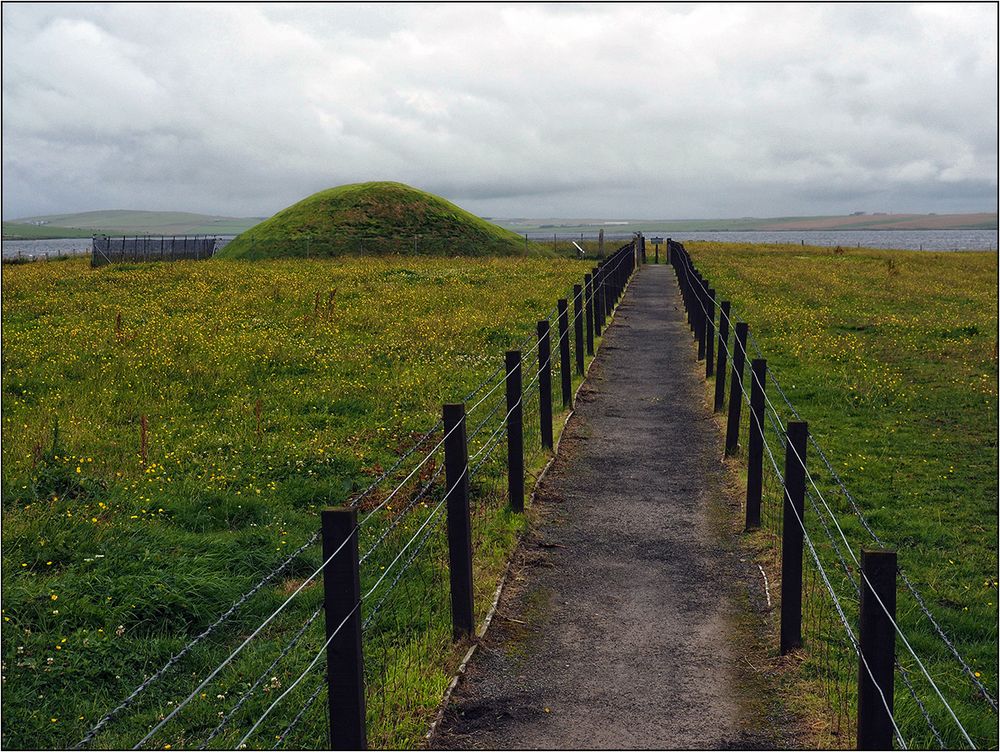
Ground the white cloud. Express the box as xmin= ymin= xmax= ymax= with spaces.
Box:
xmin=2 ymin=3 xmax=996 ymax=219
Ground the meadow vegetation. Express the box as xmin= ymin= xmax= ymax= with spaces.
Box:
xmin=6 ymin=239 xmax=992 ymax=748
xmin=1 ymin=254 xmax=592 ymax=748
xmin=685 ymin=241 xmax=998 ymax=748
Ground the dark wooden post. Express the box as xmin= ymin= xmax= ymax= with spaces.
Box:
xmin=574 ymin=284 xmax=585 ymax=375
xmin=745 ymin=359 xmax=767 ymax=530
xmin=592 ymin=267 xmax=604 ymax=336
xmin=322 ymin=509 xmax=367 ymax=750
xmin=505 ymin=351 xmax=524 ymax=513
xmin=725 ymin=322 xmax=749 ymax=456
xmin=780 ymin=421 xmax=808 ymax=655
xmin=705 ymin=289 xmax=716 ymax=378
xmin=714 ymin=301 xmax=731 ymax=412
xmin=584 ymin=274 xmax=595 ymax=355
xmin=857 ymin=549 xmax=898 ymax=750
xmin=537 ymin=321 xmax=554 ymax=450
xmin=558 ymin=299 xmax=572 ymax=408
xmin=604 ymin=260 xmax=614 ymax=318
xmin=696 ymin=277 xmax=708 ymax=360
xmin=684 ymin=261 xmax=693 ymax=328
xmin=443 ymin=403 xmax=474 ymax=640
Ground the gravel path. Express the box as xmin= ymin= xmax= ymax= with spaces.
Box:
xmin=432 ymin=264 xmax=782 ymax=750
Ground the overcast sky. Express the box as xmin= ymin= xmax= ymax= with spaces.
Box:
xmin=2 ymin=3 xmax=997 ymax=219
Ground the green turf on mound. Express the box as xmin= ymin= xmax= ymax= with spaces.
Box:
xmin=219 ymin=182 xmax=538 ymax=259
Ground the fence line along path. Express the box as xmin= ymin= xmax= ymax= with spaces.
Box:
xmin=432 ymin=264 xmax=777 ymax=749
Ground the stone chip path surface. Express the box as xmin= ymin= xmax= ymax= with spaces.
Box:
xmin=432 ymin=264 xmax=781 ymax=750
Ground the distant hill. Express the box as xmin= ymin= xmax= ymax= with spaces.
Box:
xmin=495 ymin=212 xmax=998 ymax=233
xmin=755 ymin=213 xmax=997 ymax=231
xmin=2 ymin=210 xmax=263 ymax=239
xmin=219 ymin=182 xmax=538 ymax=259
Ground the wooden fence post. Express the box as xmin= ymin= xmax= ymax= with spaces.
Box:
xmin=322 ymin=509 xmax=367 ymax=750
xmin=443 ymin=403 xmax=474 ymax=640
xmin=725 ymin=322 xmax=749 ymax=456
xmin=857 ymin=549 xmax=898 ymax=750
xmin=745 ymin=359 xmax=767 ymax=530
xmin=505 ymin=351 xmax=524 ymax=513
xmin=780 ymin=421 xmax=808 ymax=655
xmin=705 ymin=289 xmax=716 ymax=378
xmin=714 ymin=301 xmax=731 ymax=412
xmin=574 ymin=284 xmax=585 ymax=375
xmin=604 ymin=260 xmax=614 ymax=318
xmin=592 ymin=267 xmax=604 ymax=337
xmin=558 ymin=299 xmax=572 ymax=408
xmin=537 ymin=321 xmax=554 ymax=450
xmin=584 ymin=274 xmax=595 ymax=355
xmin=696 ymin=276 xmax=708 ymax=361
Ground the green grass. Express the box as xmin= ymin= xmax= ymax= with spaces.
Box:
xmin=219 ymin=182 xmax=540 ymax=259
xmin=684 ymin=241 xmax=998 ymax=748
xmin=0 ymin=253 xmax=612 ymax=749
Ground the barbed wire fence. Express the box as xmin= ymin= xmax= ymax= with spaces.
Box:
xmin=669 ymin=239 xmax=995 ymax=750
xmin=69 ymin=240 xmax=639 ymax=750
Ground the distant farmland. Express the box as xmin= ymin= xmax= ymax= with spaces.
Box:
xmin=2 ymin=211 xmax=263 ymax=240
xmin=754 ymin=212 xmax=998 ymax=231
xmin=495 ymin=212 xmax=998 ymax=234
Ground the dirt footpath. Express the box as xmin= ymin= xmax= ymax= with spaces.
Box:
xmin=432 ymin=264 xmax=787 ymax=750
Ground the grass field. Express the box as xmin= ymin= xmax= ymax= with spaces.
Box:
xmin=1 ymin=254 xmax=600 ymax=749
xmin=2 ymin=222 xmax=96 ymax=240
xmin=682 ymin=242 xmax=998 ymax=748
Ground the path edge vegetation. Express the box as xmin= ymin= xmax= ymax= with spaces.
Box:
xmin=680 ymin=240 xmax=998 ymax=750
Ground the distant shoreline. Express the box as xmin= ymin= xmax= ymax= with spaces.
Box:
xmin=3 ymin=211 xmax=996 ymax=240
xmin=496 ymin=212 xmax=998 ymax=234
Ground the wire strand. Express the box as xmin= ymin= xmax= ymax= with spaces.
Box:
xmin=199 ymin=605 xmax=324 ymax=748
xmin=132 ymin=527 xmax=357 ymax=750
xmin=74 ymin=531 xmax=320 ymax=750
xmin=676 ymin=244 xmax=986 ymax=743
xmin=273 ymin=679 xmax=324 ymax=749
xmin=237 ymin=467 xmax=465 ymax=749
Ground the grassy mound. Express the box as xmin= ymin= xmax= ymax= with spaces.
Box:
xmin=219 ymin=182 xmax=535 ymax=259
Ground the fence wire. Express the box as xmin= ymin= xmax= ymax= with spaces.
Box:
xmin=361 ymin=500 xmax=451 ymax=749
xmin=68 ymin=243 xmax=638 ymax=750
xmin=674 ymin=242 xmax=991 ymax=750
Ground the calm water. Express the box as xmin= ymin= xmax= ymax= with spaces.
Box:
xmin=2 ymin=237 xmax=93 ymax=260
xmin=529 ymin=229 xmax=997 ymax=252
xmin=3 ymin=229 xmax=996 ymax=260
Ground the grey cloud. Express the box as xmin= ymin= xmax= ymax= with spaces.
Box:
xmin=2 ymin=3 xmax=996 ymax=219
